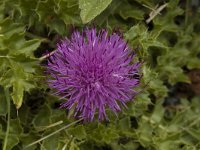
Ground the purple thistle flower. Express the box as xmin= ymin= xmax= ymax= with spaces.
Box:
xmin=47 ymin=28 xmax=141 ymax=121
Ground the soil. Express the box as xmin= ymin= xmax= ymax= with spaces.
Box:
xmin=188 ymin=69 xmax=200 ymax=95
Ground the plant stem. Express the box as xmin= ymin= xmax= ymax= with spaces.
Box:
xmin=3 ymin=88 xmax=10 ymax=150
xmin=0 ymin=56 xmax=15 ymax=58
xmin=146 ymin=3 xmax=168 ymax=24
xmin=37 ymin=120 xmax=63 ymax=131
xmin=24 ymin=118 xmax=83 ymax=149
xmin=39 ymin=50 xmax=56 ymax=61
xmin=185 ymin=0 xmax=189 ymax=25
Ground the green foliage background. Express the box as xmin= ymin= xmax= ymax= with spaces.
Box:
xmin=0 ymin=0 xmax=200 ymax=149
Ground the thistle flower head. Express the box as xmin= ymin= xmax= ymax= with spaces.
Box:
xmin=47 ymin=28 xmax=141 ymax=121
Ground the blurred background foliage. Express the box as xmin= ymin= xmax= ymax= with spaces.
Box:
xmin=0 ymin=0 xmax=200 ymax=149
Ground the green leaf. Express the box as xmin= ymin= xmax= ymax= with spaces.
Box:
xmin=122 ymin=142 xmax=139 ymax=150
xmin=1 ymin=119 xmax=23 ymax=150
xmin=9 ymin=119 xmax=23 ymax=135
xmin=5 ymin=135 xmax=19 ymax=150
xmin=133 ymin=0 xmax=155 ymax=7
xmin=21 ymin=133 xmax=38 ymax=150
xmin=33 ymin=104 xmax=52 ymax=128
xmin=118 ymin=1 xmax=144 ymax=20
xmin=185 ymin=129 xmax=200 ymax=141
xmin=57 ymin=0 xmax=81 ymax=26
xmin=79 ymin=0 xmax=112 ymax=23
xmin=125 ymin=24 xmax=167 ymax=57
xmin=111 ymin=141 xmax=139 ymax=150
xmin=118 ymin=117 xmax=131 ymax=131
xmin=42 ymin=135 xmax=59 ymax=150
xmin=142 ymin=66 xmax=167 ymax=98
xmin=158 ymin=65 xmax=190 ymax=85
xmin=158 ymin=140 xmax=178 ymax=150
xmin=0 ymin=90 xmax=7 ymax=115
xmin=47 ymin=19 xmax=67 ymax=35
xmin=154 ymin=1 xmax=184 ymax=32
xmin=68 ymin=125 xmax=87 ymax=140
xmin=0 ymin=18 xmax=42 ymax=109
xmin=17 ymin=39 xmax=41 ymax=57
xmin=2 ymin=62 xmax=35 ymax=109
xmin=18 ymin=105 xmax=30 ymax=125
xmin=120 ymin=9 xmax=144 ymax=20
xmin=125 ymin=24 xmax=145 ymax=41
xmin=69 ymin=139 xmax=80 ymax=150
xmin=137 ymin=117 xmax=153 ymax=144
xmin=151 ymin=101 xmax=164 ymax=123
xmin=11 ymin=80 xmax=24 ymax=109
xmin=187 ymin=57 xmax=200 ymax=69
xmin=0 ymin=19 xmax=24 ymax=37
xmin=89 ymin=124 xmax=119 ymax=144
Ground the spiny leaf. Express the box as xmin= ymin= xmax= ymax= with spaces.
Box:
xmin=0 ymin=19 xmax=24 ymax=37
xmin=0 ymin=18 xmax=41 ymax=109
xmin=118 ymin=1 xmax=144 ymax=20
